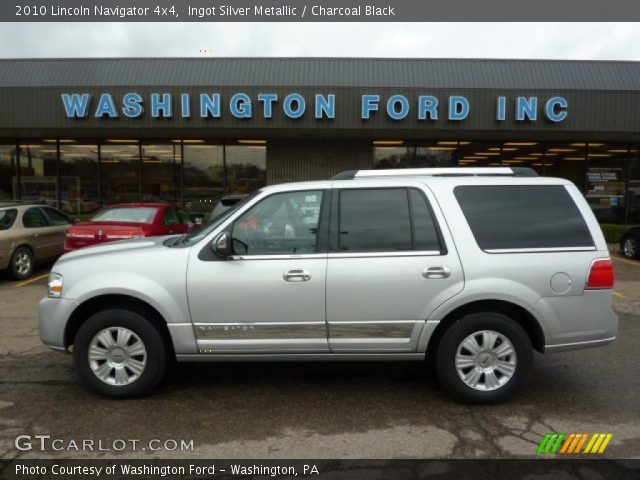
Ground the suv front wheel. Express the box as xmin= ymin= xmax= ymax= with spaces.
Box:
xmin=74 ymin=309 xmax=167 ymax=398
xmin=436 ymin=312 xmax=533 ymax=404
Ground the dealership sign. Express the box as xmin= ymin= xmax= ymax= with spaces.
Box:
xmin=61 ymin=92 xmax=568 ymax=122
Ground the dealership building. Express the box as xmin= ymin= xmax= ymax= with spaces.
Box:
xmin=0 ymin=57 xmax=639 ymax=223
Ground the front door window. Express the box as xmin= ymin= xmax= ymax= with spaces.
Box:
xmin=231 ymin=190 xmax=323 ymax=255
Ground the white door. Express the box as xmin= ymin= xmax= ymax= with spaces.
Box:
xmin=326 ymin=187 xmax=464 ymax=352
xmin=187 ymin=190 xmax=330 ymax=353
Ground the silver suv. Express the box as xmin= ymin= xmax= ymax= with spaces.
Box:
xmin=38 ymin=167 xmax=618 ymax=403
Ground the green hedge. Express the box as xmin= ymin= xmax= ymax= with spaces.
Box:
xmin=599 ymin=224 xmax=639 ymax=244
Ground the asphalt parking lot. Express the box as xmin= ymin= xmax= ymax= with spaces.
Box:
xmin=0 ymin=257 xmax=638 ymax=460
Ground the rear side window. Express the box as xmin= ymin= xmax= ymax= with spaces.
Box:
xmin=454 ymin=185 xmax=594 ymax=250
xmin=338 ymin=188 xmax=442 ymax=252
xmin=22 ymin=208 xmax=49 ymax=228
xmin=163 ymin=208 xmax=180 ymax=226
xmin=0 ymin=209 xmax=18 ymax=230
xmin=42 ymin=207 xmax=72 ymax=226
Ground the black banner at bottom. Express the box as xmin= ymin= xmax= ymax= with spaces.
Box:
xmin=1 ymin=459 xmax=639 ymax=480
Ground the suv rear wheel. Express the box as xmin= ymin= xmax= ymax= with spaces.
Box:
xmin=436 ymin=312 xmax=533 ymax=403
xmin=74 ymin=309 xmax=167 ymax=398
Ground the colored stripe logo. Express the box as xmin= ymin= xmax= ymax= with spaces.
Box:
xmin=537 ymin=433 xmax=613 ymax=454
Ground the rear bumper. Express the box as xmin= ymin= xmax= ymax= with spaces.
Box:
xmin=530 ymin=290 xmax=618 ymax=353
xmin=38 ymin=296 xmax=78 ymax=351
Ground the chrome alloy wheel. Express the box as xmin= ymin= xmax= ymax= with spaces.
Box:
xmin=14 ymin=251 xmax=31 ymax=276
xmin=455 ymin=330 xmax=517 ymax=391
xmin=88 ymin=327 xmax=147 ymax=386
xmin=623 ymin=237 xmax=637 ymax=258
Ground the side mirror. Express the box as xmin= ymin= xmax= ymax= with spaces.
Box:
xmin=211 ymin=232 xmax=233 ymax=258
xmin=195 ymin=217 xmax=203 ymax=225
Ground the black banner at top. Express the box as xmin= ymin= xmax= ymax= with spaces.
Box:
xmin=5 ymin=0 xmax=640 ymax=22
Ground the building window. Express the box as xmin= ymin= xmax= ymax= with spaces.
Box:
xmin=182 ymin=143 xmax=224 ymax=217
xmin=374 ymin=141 xmax=458 ymax=169
xmin=629 ymin=147 xmax=640 ymax=224
xmin=544 ymin=142 xmax=587 ymax=192
xmin=499 ymin=141 xmax=546 ymax=175
xmin=100 ymin=141 xmax=140 ymax=204
xmin=142 ymin=144 xmax=179 ymax=204
xmin=226 ymin=143 xmax=267 ymax=195
xmin=585 ymin=143 xmax=629 ymax=223
xmin=18 ymin=143 xmax=58 ymax=206
xmin=457 ymin=141 xmax=502 ymax=167
xmin=0 ymin=143 xmax=17 ymax=201
xmin=59 ymin=143 xmax=100 ymax=216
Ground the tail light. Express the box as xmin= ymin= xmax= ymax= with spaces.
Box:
xmin=105 ymin=229 xmax=146 ymax=240
xmin=66 ymin=228 xmax=96 ymax=239
xmin=586 ymin=259 xmax=615 ymax=289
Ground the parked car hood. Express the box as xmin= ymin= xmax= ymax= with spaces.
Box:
xmin=56 ymin=235 xmax=173 ymax=263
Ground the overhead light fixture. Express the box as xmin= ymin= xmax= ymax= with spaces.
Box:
xmin=42 ymin=139 xmax=76 ymax=143
xmin=237 ymin=139 xmax=267 ymax=145
xmin=173 ymin=139 xmax=205 ymax=144
xmin=39 ymin=149 xmax=59 ymax=153
xmin=503 ymin=142 xmax=538 ymax=146
xmin=530 ymin=153 xmax=544 ymax=157
xmin=503 ymin=160 xmax=525 ymax=164
xmin=426 ymin=147 xmax=457 ymax=151
xmin=373 ymin=140 xmax=404 ymax=146
xmin=514 ymin=157 xmax=536 ymax=160
xmin=143 ymin=149 xmax=173 ymax=154
xmin=106 ymin=139 xmax=139 ymax=144
xmin=607 ymin=149 xmax=637 ymax=153
xmin=462 ymin=156 xmax=487 ymax=160
xmin=564 ymin=157 xmax=585 ymax=161
xmin=475 ymin=152 xmax=500 ymax=156
xmin=548 ymin=148 xmax=576 ymax=153
xmin=588 ymin=154 xmax=612 ymax=158
xmin=532 ymin=163 xmax=544 ymax=166
xmin=570 ymin=142 xmax=604 ymax=147
xmin=488 ymin=162 xmax=501 ymax=166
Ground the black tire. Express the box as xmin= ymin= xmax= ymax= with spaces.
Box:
xmin=621 ymin=236 xmax=639 ymax=259
xmin=74 ymin=309 xmax=167 ymax=398
xmin=436 ymin=312 xmax=533 ymax=404
xmin=9 ymin=246 xmax=34 ymax=280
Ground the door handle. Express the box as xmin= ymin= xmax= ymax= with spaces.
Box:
xmin=31 ymin=233 xmax=39 ymax=238
xmin=422 ymin=266 xmax=452 ymax=279
xmin=283 ymin=269 xmax=311 ymax=282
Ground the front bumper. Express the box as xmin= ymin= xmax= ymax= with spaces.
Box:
xmin=38 ymin=296 xmax=79 ymax=352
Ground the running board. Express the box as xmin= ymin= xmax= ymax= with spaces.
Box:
xmin=175 ymin=353 xmax=425 ymax=362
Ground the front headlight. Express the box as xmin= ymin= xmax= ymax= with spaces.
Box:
xmin=47 ymin=273 xmax=63 ymax=298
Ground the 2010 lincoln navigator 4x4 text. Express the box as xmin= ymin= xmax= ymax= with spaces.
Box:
xmin=38 ymin=167 xmax=618 ymax=403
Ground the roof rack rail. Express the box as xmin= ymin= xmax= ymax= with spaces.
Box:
xmin=331 ymin=167 xmax=538 ymax=180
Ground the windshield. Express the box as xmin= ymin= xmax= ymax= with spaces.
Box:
xmin=178 ymin=190 xmax=261 ymax=245
xmin=0 ymin=208 xmax=18 ymax=230
xmin=90 ymin=207 xmax=158 ymax=223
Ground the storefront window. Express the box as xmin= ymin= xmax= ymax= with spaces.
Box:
xmin=0 ymin=144 xmax=17 ymax=201
xmin=457 ymin=141 xmax=501 ymax=167
xmin=19 ymin=143 xmax=58 ymax=206
xmin=544 ymin=142 xmax=587 ymax=192
xmin=226 ymin=144 xmax=267 ymax=195
xmin=585 ymin=144 xmax=629 ymax=223
xmin=374 ymin=141 xmax=457 ymax=169
xmin=629 ymin=147 xmax=640 ymax=224
xmin=183 ymin=143 xmax=224 ymax=217
xmin=374 ymin=144 xmax=413 ymax=168
xmin=59 ymin=143 xmax=100 ymax=216
xmin=499 ymin=142 xmax=546 ymax=175
xmin=101 ymin=142 xmax=140 ymax=205
xmin=142 ymin=144 xmax=178 ymax=204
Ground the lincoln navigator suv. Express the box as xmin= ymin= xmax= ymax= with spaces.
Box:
xmin=38 ymin=167 xmax=618 ymax=403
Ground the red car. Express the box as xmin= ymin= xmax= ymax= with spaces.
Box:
xmin=65 ymin=203 xmax=200 ymax=252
